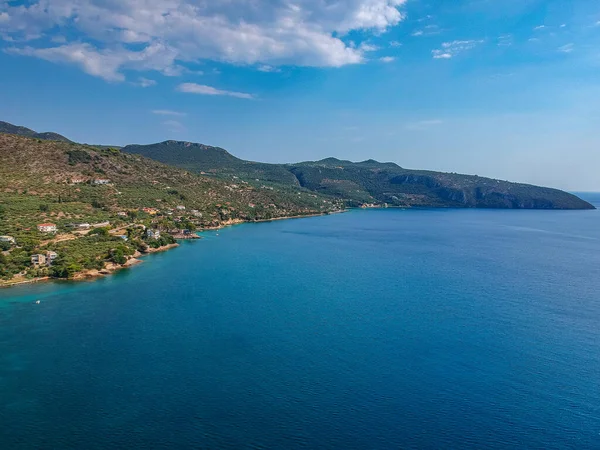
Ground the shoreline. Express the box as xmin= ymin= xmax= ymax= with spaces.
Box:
xmin=200 ymin=210 xmax=345 ymax=231
xmin=0 ymin=211 xmax=340 ymax=290
xmin=0 ymin=243 xmax=181 ymax=289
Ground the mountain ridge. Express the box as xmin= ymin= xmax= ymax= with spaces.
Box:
xmin=0 ymin=121 xmax=72 ymax=143
xmin=121 ymin=139 xmax=593 ymax=210
xmin=1 ymin=120 xmax=594 ymax=210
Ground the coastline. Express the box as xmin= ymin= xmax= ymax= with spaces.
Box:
xmin=0 ymin=243 xmax=181 ymax=289
xmin=200 ymin=211 xmax=345 ymax=231
xmin=0 ymin=211 xmax=339 ymax=289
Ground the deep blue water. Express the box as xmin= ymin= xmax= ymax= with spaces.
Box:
xmin=1 ymin=203 xmax=600 ymax=449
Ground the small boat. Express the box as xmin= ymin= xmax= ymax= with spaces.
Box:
xmin=35 ymin=300 xmax=41 ymax=304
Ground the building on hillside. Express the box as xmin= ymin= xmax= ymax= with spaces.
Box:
xmin=142 ymin=207 xmax=159 ymax=215
xmin=31 ymin=254 xmax=46 ymax=265
xmin=68 ymin=223 xmax=90 ymax=230
xmin=92 ymin=179 xmax=111 ymax=185
xmin=146 ymin=229 xmax=161 ymax=239
xmin=176 ymin=205 xmax=186 ymax=210
xmin=0 ymin=235 xmax=16 ymax=245
xmin=37 ymin=223 xmax=57 ymax=233
xmin=70 ymin=177 xmax=87 ymax=184
xmin=46 ymin=251 xmax=58 ymax=265
xmin=190 ymin=210 xmax=203 ymax=218
xmin=117 ymin=211 xmax=128 ymax=217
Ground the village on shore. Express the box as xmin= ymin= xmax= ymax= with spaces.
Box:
xmin=0 ymin=176 xmax=341 ymax=287
xmin=0 ymin=196 xmax=222 ymax=287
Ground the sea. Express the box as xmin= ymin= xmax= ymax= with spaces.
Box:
xmin=1 ymin=194 xmax=600 ymax=449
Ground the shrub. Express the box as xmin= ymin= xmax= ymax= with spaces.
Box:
xmin=89 ymin=227 xmax=109 ymax=237
xmin=67 ymin=149 xmax=92 ymax=165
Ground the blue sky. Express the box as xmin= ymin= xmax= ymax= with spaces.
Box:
xmin=1 ymin=0 xmax=599 ymax=190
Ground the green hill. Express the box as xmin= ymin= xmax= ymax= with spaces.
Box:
xmin=2 ymin=120 xmax=593 ymax=210
xmin=122 ymin=142 xmax=594 ymax=210
xmin=0 ymin=134 xmax=339 ymax=230
xmin=287 ymin=158 xmax=594 ymax=209
xmin=122 ymin=140 xmax=299 ymax=185
xmin=0 ymin=121 xmax=72 ymax=143
xmin=0 ymin=133 xmax=341 ymax=282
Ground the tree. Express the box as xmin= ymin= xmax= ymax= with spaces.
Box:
xmin=52 ymin=262 xmax=82 ymax=279
xmin=39 ymin=203 xmax=49 ymax=212
xmin=89 ymin=227 xmax=109 ymax=237
xmin=110 ymin=248 xmax=126 ymax=265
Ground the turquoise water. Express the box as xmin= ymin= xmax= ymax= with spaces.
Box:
xmin=1 ymin=204 xmax=600 ymax=448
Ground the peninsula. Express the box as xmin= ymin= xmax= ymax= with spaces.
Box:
xmin=0 ymin=121 xmax=594 ymax=286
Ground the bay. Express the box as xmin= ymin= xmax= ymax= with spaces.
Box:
xmin=1 ymin=203 xmax=600 ymax=449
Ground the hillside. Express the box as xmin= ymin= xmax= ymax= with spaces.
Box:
xmin=0 ymin=134 xmax=340 ymax=229
xmin=122 ymin=140 xmax=299 ymax=185
xmin=1 ymin=120 xmax=593 ymax=210
xmin=122 ymin=143 xmax=594 ymax=210
xmin=0 ymin=133 xmax=342 ymax=282
xmin=0 ymin=121 xmax=72 ymax=143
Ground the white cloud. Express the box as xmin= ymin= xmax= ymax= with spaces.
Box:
xmin=152 ymin=109 xmax=185 ymax=117
xmin=558 ymin=43 xmax=574 ymax=53
xmin=257 ymin=64 xmax=281 ymax=72
xmin=411 ymin=24 xmax=440 ymax=37
xmin=432 ymin=51 xmax=452 ymax=59
xmin=432 ymin=40 xmax=483 ymax=59
xmin=6 ymin=43 xmax=127 ymax=81
xmin=177 ymin=83 xmax=254 ymax=99
xmin=135 ymin=77 xmax=156 ymax=87
xmin=533 ymin=25 xmax=546 ymax=30
xmin=5 ymin=42 xmax=180 ymax=81
xmin=379 ymin=56 xmax=395 ymax=63
xmin=389 ymin=40 xmax=402 ymax=47
xmin=497 ymin=34 xmax=512 ymax=47
xmin=359 ymin=42 xmax=379 ymax=52
xmin=0 ymin=0 xmax=408 ymax=81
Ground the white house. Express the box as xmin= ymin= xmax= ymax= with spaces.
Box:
xmin=0 ymin=235 xmax=16 ymax=245
xmin=68 ymin=223 xmax=90 ymax=230
xmin=146 ymin=229 xmax=161 ymax=239
xmin=176 ymin=205 xmax=186 ymax=210
xmin=31 ymin=254 xmax=47 ymax=265
xmin=46 ymin=251 xmax=58 ymax=264
xmin=92 ymin=179 xmax=111 ymax=185
xmin=37 ymin=223 xmax=57 ymax=233
xmin=93 ymin=221 xmax=110 ymax=228
xmin=117 ymin=211 xmax=128 ymax=217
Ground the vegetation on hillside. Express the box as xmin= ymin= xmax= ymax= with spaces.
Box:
xmin=121 ymin=142 xmax=594 ymax=210
xmin=122 ymin=140 xmax=299 ymax=185
xmin=0 ymin=133 xmax=342 ymax=284
xmin=0 ymin=120 xmax=72 ymax=143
